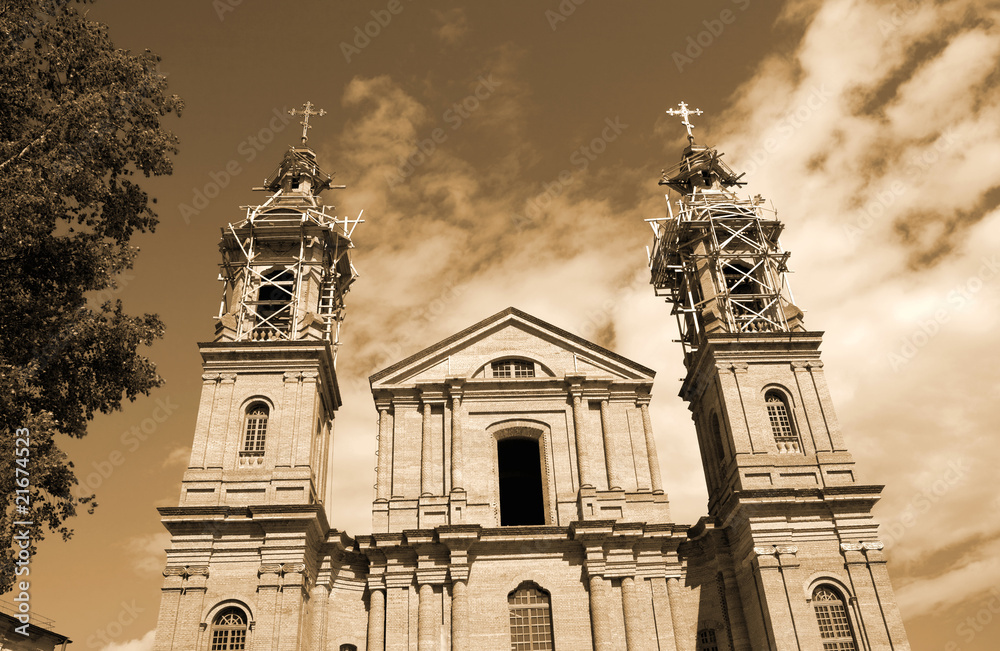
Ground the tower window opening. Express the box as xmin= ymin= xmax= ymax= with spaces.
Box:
xmin=509 ymin=582 xmax=554 ymax=650
xmin=241 ymin=404 xmax=268 ymax=462
xmin=813 ymin=586 xmax=858 ymax=650
xmin=254 ymin=269 xmax=295 ymax=339
xmin=722 ymin=260 xmax=772 ymax=332
xmin=492 ymin=359 xmax=535 ymax=378
xmin=498 ymin=437 xmax=545 ymax=526
xmin=765 ymin=392 xmax=800 ymax=453
xmin=210 ymin=608 xmax=247 ymax=651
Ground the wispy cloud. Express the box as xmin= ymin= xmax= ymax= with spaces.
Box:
xmin=99 ymin=629 xmax=156 ymax=651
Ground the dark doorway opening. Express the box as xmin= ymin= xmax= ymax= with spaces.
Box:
xmin=498 ymin=437 xmax=545 ymax=526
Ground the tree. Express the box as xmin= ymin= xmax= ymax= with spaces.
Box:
xmin=0 ymin=0 xmax=182 ymax=593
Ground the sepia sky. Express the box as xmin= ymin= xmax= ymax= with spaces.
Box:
xmin=22 ymin=0 xmax=1000 ymax=649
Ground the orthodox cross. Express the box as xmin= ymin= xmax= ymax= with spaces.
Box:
xmin=289 ymin=101 xmax=326 ymax=144
xmin=665 ymin=101 xmax=703 ymax=143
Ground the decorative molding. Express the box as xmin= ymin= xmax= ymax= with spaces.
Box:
xmin=258 ymin=563 xmax=283 ymax=576
xmin=281 ymin=562 xmax=306 ymax=574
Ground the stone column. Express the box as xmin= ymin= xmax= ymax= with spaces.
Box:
xmin=750 ymin=547 xmax=799 ymax=651
xmin=861 ymin=543 xmax=909 ymax=648
xmin=421 ymin=402 xmax=433 ymax=496
xmin=152 ymin=569 xmax=185 ymax=651
xmin=278 ymin=563 xmax=307 ymax=651
xmin=841 ymin=543 xmax=892 ymax=649
xmin=367 ymin=588 xmax=386 ymax=651
xmin=667 ymin=577 xmax=694 ymax=651
xmin=588 ymin=574 xmax=614 ymax=651
xmin=450 ymin=395 xmax=463 ymax=491
xmin=418 ymin=582 xmax=436 ymax=651
xmin=384 ymin=587 xmax=408 ymax=651
xmin=173 ymin=567 xmax=208 ymax=651
xmin=621 ymin=576 xmax=644 ymax=651
xmin=601 ymin=399 xmax=623 ymax=490
xmin=572 ymin=394 xmax=595 ymax=488
xmin=650 ymin=577 xmax=677 ymax=650
xmin=639 ymin=402 xmax=664 ymax=493
xmin=376 ymin=407 xmax=393 ymax=501
xmin=451 ymin=579 xmax=469 ymax=651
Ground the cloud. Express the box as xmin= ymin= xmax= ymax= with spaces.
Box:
xmin=99 ymin=629 xmax=156 ymax=651
xmin=162 ymin=446 xmax=190 ymax=467
xmin=123 ymin=532 xmax=171 ymax=576
xmin=434 ymin=8 xmax=469 ymax=46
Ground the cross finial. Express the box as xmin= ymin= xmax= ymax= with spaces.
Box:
xmin=289 ymin=101 xmax=327 ymax=145
xmin=665 ymin=101 xmax=703 ymax=144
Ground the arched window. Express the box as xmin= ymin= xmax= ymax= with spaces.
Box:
xmin=813 ymin=586 xmax=858 ymax=650
xmin=765 ymin=391 xmax=800 ymax=453
xmin=339 ymin=645 xmax=357 ymax=651
xmin=509 ymin=582 xmax=554 ymax=650
xmin=254 ymin=268 xmax=295 ymax=339
xmin=240 ymin=403 xmax=268 ymax=463
xmin=498 ymin=437 xmax=545 ymax=525
xmin=696 ymin=628 xmax=718 ymax=651
xmin=210 ymin=607 xmax=247 ymax=651
xmin=492 ymin=358 xmax=535 ymax=378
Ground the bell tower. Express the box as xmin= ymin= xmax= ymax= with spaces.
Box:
xmin=153 ymin=104 xmax=363 ymax=651
xmin=647 ymin=104 xmax=910 ymax=649
xmin=178 ymin=104 xmax=360 ymax=510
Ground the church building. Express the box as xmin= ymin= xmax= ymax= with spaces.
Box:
xmin=151 ymin=103 xmax=911 ymax=650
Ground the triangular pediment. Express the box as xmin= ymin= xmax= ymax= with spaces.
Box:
xmin=370 ymin=307 xmax=655 ymax=387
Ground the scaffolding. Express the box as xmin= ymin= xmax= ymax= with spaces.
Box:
xmin=648 ymin=147 xmax=798 ymax=362
xmin=216 ymin=148 xmax=362 ymax=357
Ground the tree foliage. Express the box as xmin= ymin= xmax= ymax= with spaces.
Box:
xmin=0 ymin=0 xmax=182 ymax=592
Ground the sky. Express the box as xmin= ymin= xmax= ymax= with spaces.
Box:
xmin=16 ymin=0 xmax=1000 ymax=649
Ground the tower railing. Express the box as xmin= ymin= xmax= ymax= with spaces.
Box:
xmin=648 ymin=186 xmax=797 ymax=361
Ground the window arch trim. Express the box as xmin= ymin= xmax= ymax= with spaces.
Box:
xmin=240 ymin=401 xmax=270 ymax=466
xmin=508 ymin=581 xmax=555 ymax=650
xmin=488 ymin=422 xmax=553 ymax=527
xmin=465 ymin=351 xmax=556 ymax=379
xmin=808 ymin=584 xmax=860 ymax=650
xmin=763 ymin=388 xmax=802 ymax=454
xmin=203 ymin=601 xmax=254 ymax=651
